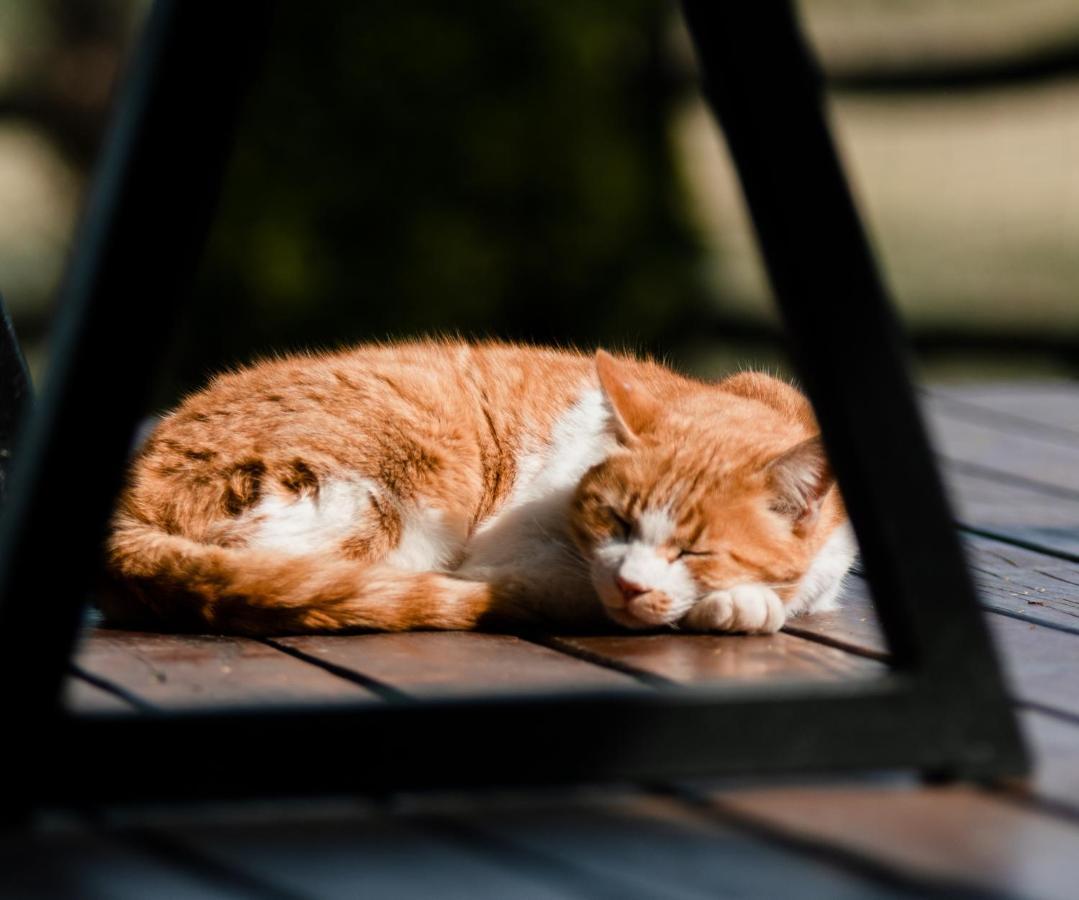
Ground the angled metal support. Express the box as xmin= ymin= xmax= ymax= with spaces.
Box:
xmin=679 ymin=1 xmax=1025 ymax=776
xmin=0 ymin=0 xmax=273 ymax=813
xmin=0 ymin=292 xmax=32 ymax=500
xmin=0 ymin=0 xmax=1025 ymax=815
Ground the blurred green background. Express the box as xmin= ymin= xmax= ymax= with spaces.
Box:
xmin=1 ymin=0 xmax=1077 ymax=405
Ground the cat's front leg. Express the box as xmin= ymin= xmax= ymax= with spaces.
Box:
xmin=680 ymin=585 xmax=787 ymax=634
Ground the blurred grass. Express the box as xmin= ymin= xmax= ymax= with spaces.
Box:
xmin=674 ymin=80 xmax=1079 ymax=336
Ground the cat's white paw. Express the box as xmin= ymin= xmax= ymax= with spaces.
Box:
xmin=680 ymin=584 xmax=786 ymax=634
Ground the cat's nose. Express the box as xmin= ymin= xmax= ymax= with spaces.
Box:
xmin=615 ymin=575 xmax=648 ymax=601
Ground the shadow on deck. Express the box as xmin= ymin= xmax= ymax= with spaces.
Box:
xmin=8 ymin=382 xmax=1079 ymax=899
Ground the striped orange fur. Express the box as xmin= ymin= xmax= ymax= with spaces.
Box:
xmin=100 ymin=340 xmax=854 ymax=635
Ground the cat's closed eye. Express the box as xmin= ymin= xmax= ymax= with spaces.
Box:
xmin=607 ymin=509 xmax=632 ymax=539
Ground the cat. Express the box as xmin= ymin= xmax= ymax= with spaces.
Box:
xmin=100 ymin=340 xmax=856 ymax=636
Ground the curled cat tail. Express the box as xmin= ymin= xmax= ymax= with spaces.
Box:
xmin=100 ymin=516 xmax=502 ymax=635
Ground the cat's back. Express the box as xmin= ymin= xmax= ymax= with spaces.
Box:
xmin=154 ymin=341 xmax=592 ymax=440
xmin=121 ymin=341 xmax=604 ymax=532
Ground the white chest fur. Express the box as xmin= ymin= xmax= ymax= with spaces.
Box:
xmin=457 ymin=385 xmax=615 ymax=592
xmin=790 ymin=522 xmax=857 ymax=615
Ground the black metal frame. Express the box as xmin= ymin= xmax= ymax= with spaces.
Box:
xmin=0 ymin=292 xmax=32 ymax=502
xmin=0 ymin=0 xmax=1026 ymax=811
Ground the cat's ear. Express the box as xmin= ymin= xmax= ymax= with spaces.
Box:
xmin=595 ymin=350 xmax=659 ymax=444
xmin=765 ymin=435 xmax=835 ymax=533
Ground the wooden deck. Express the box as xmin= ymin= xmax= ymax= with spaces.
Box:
xmin=9 ymin=382 xmax=1079 ymax=898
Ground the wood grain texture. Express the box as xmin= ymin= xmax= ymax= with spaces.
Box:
xmin=714 ymin=783 xmax=1079 ymax=900
xmin=991 ymin=618 xmax=1079 ymax=719
xmin=0 ymin=829 xmax=242 ymax=900
xmin=925 ymin=394 xmax=1079 ymax=495
xmin=774 ymin=521 xmax=1079 ymax=822
xmin=924 ymin=384 xmax=1079 ymax=555
xmin=274 ymin=632 xmax=639 ymax=697
xmin=1021 ymin=709 xmax=1079 ymax=810
xmin=944 ymin=465 xmax=1079 ymax=531
xmin=437 ymin=793 xmax=910 ymax=900
xmin=788 ymin=531 xmax=1079 ymax=659
xmin=155 ymin=793 xmax=910 ymax=900
xmin=932 ymin=383 xmax=1079 ymax=434
xmin=783 ymin=578 xmax=887 ymax=658
xmin=63 ymin=674 xmax=139 ymax=713
xmin=786 ymin=538 xmax=1079 ymax=722
xmin=75 ymin=630 xmax=377 ymax=709
xmin=159 ymin=815 xmax=578 ymax=900
xmin=964 ymin=534 xmax=1079 ymax=630
xmin=981 ymin=527 xmax=1079 ymax=559
xmin=556 ymin=633 xmax=886 ymax=684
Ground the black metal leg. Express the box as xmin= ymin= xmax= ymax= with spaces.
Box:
xmin=0 ymin=292 xmax=32 ymax=501
xmin=0 ymin=0 xmax=1026 ymax=816
xmin=680 ymin=1 xmax=1026 ymax=778
xmin=0 ymin=0 xmax=272 ymax=753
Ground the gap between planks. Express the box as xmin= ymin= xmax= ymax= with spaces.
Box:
xmin=69 ymin=619 xmax=887 ymax=713
xmin=63 ymin=554 xmax=1079 ymax=895
xmin=924 ymin=385 xmax=1079 ymax=563
xmin=101 ymin=791 xmax=927 ymax=900
xmin=65 ymin=382 xmax=1079 ymax=880
xmin=53 ymin=382 xmax=1079 ymax=898
xmin=926 ymin=385 xmax=1079 ymax=445
xmin=660 ymin=547 xmax=1079 ymax=899
xmin=68 ymin=387 xmax=1079 ymax=707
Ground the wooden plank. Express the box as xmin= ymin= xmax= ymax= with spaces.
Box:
xmin=76 ymin=629 xmax=378 ymax=709
xmin=932 ymin=383 xmax=1079 ymax=434
xmin=157 ymin=814 xmax=582 ymax=900
xmin=769 ymin=538 xmax=1079 ymax=826
xmin=990 ymin=616 xmax=1079 ymax=718
xmin=981 ymin=527 xmax=1079 ymax=559
xmin=783 ymin=580 xmax=887 ymax=658
xmin=943 ymin=466 xmax=1079 ymax=531
xmin=963 ymin=534 xmax=1079 ymax=631
xmin=712 ymin=783 xmax=1079 ymax=900
xmin=920 ymin=385 xmax=1079 ymax=556
xmin=800 ymin=548 xmax=1079 ymax=798
xmin=925 ymin=394 xmax=1079 ymax=495
xmin=1021 ymin=709 xmax=1079 ymax=810
xmin=791 ymin=534 xmax=1079 ymax=649
xmin=555 ymin=633 xmax=886 ymax=684
xmin=769 ymin=538 xmax=1079 ymax=819
xmin=156 ymin=793 xmax=913 ymax=900
xmin=437 ymin=794 xmax=913 ymax=900
xmin=273 ymin=632 xmax=639 ymax=697
xmin=707 ymin=680 xmax=1079 ymax=892
xmin=63 ymin=673 xmax=140 ymax=713
xmin=788 ymin=555 xmax=1079 ymax=719
xmin=779 ymin=530 xmax=1079 ymax=669
xmin=0 ymin=829 xmax=243 ymax=900
xmin=948 ymin=467 xmax=1079 ymax=558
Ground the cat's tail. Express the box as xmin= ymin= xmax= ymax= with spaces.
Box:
xmin=99 ymin=516 xmax=508 ymax=635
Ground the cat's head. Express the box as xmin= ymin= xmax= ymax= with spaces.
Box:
xmin=569 ymin=351 xmax=836 ymax=630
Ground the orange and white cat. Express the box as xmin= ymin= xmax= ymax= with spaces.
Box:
xmin=101 ymin=341 xmax=855 ymax=635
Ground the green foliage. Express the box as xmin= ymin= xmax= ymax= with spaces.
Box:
xmin=178 ymin=0 xmax=704 ymax=394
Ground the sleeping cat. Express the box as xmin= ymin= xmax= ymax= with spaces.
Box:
xmin=101 ymin=341 xmax=856 ymax=635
